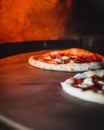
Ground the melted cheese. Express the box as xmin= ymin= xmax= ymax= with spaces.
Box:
xmin=54 ymin=58 xmax=62 ymax=63
xmin=74 ymin=70 xmax=104 ymax=79
xmin=45 ymin=56 xmax=51 ymax=60
xmin=61 ymin=56 xmax=69 ymax=60
xmin=83 ymin=77 xmax=94 ymax=86
xmin=98 ymin=81 xmax=104 ymax=85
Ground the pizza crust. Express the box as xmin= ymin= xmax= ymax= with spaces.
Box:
xmin=61 ymin=70 xmax=104 ymax=104
xmin=61 ymin=81 xmax=104 ymax=104
xmin=28 ymin=48 xmax=104 ymax=72
xmin=59 ymin=48 xmax=104 ymax=60
xmin=28 ymin=56 xmax=104 ymax=72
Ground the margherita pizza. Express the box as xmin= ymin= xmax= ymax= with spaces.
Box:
xmin=61 ymin=69 xmax=104 ymax=104
xmin=28 ymin=48 xmax=104 ymax=72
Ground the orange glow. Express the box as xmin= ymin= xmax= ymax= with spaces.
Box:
xmin=0 ymin=0 xmax=72 ymax=43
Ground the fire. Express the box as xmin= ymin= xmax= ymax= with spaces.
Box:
xmin=0 ymin=0 xmax=72 ymax=43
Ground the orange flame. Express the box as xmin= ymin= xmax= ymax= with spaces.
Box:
xmin=0 ymin=0 xmax=72 ymax=43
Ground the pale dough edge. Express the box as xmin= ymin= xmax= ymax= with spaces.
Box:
xmin=61 ymin=82 xmax=104 ymax=104
xmin=28 ymin=56 xmax=104 ymax=72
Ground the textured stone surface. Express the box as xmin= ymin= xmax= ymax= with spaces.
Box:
xmin=0 ymin=50 xmax=104 ymax=130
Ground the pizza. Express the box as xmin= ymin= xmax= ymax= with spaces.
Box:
xmin=61 ymin=69 xmax=104 ymax=104
xmin=28 ymin=48 xmax=104 ymax=72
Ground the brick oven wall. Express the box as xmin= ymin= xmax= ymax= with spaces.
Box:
xmin=0 ymin=0 xmax=72 ymax=43
xmin=0 ymin=0 xmax=104 ymax=44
